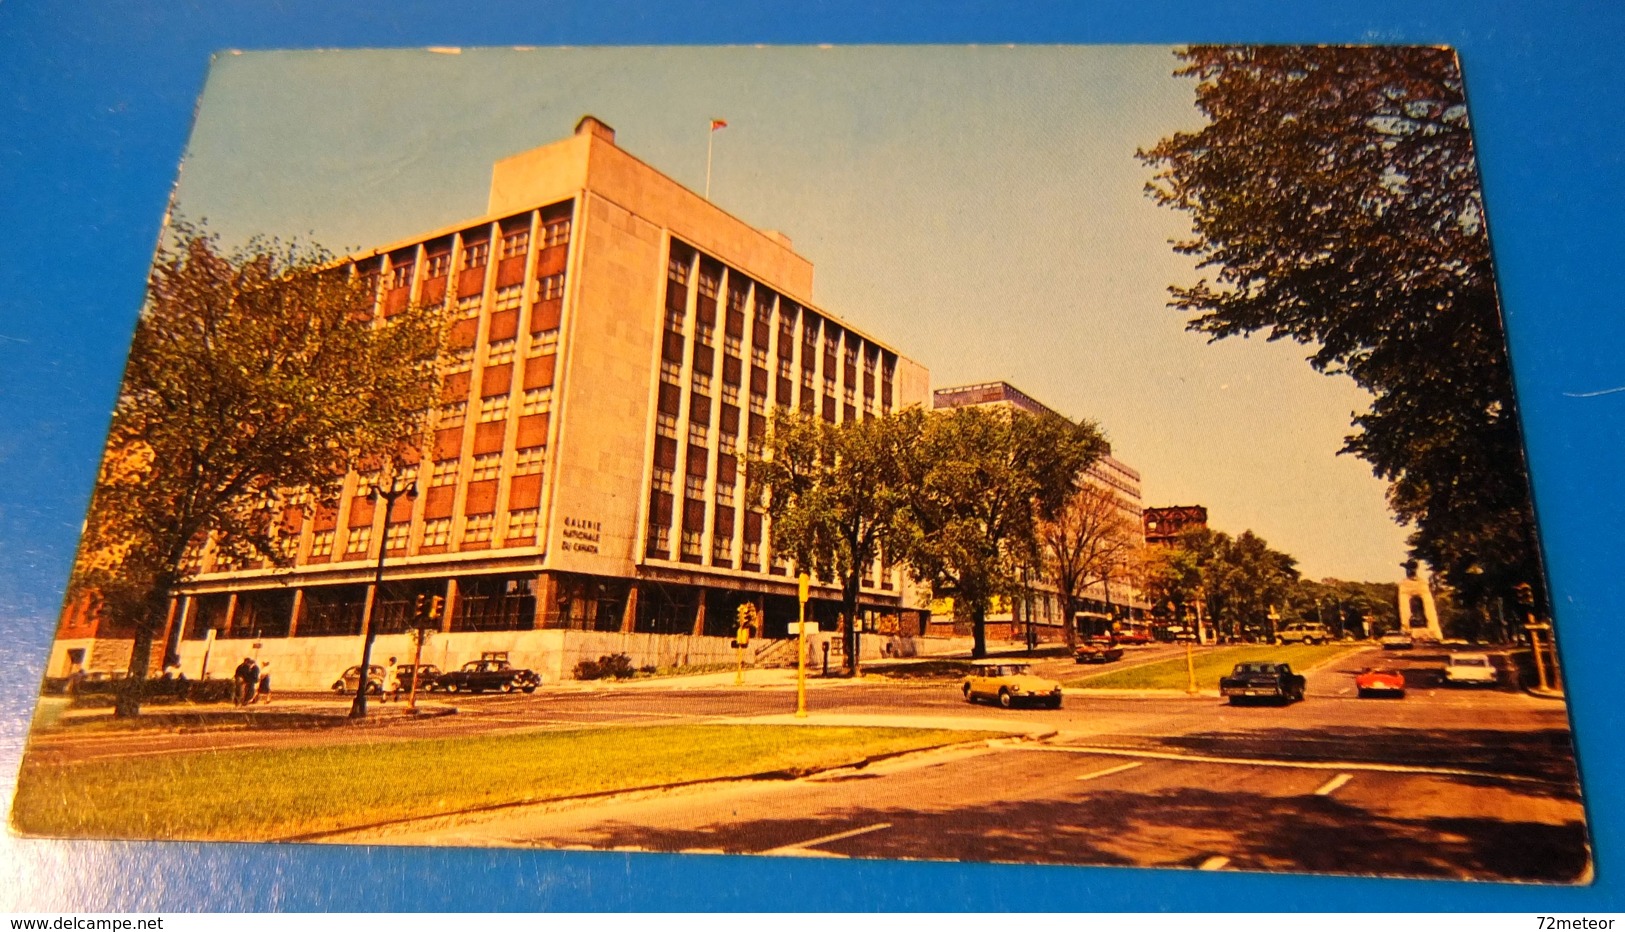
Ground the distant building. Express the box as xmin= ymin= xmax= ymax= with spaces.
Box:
xmin=50 ymin=116 xmax=931 ymax=686
xmin=1143 ymin=505 xmax=1208 ymax=547
xmin=930 ymin=381 xmax=1147 ymax=639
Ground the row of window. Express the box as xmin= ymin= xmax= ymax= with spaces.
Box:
xmin=374 ymin=215 xmax=571 ymax=293
xmin=305 ymin=507 xmax=542 ymax=558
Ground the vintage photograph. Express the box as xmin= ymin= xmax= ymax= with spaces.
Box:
xmin=12 ymin=44 xmax=1588 ymax=883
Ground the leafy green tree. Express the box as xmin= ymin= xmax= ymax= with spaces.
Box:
xmin=1040 ymin=482 xmax=1142 ymax=649
xmin=68 ymin=223 xmax=445 ymax=716
xmin=1139 ymin=46 xmax=1543 ymax=616
xmin=902 ymin=406 xmax=1106 ymax=658
xmin=749 ymin=407 xmax=924 ymax=674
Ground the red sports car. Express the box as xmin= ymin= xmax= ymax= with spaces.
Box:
xmin=1355 ymin=667 xmax=1406 ymax=698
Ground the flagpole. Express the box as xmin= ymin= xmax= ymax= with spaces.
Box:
xmin=705 ymin=126 xmax=714 ymax=201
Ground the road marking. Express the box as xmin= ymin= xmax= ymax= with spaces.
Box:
xmin=1315 ymin=773 xmax=1354 ymax=796
xmin=762 ymin=821 xmax=892 ymax=856
xmin=1077 ymin=762 xmax=1144 ymax=782
xmin=1021 ymin=744 xmax=1553 ymax=785
xmin=1198 ymin=855 xmax=1230 ymax=871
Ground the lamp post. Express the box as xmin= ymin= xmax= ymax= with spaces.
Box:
xmin=350 ymin=465 xmax=418 ymax=719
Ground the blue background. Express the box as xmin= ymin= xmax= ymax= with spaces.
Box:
xmin=2 ymin=0 xmax=1622 ymax=912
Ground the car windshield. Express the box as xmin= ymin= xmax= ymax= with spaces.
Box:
xmin=1235 ymin=663 xmax=1279 ymax=674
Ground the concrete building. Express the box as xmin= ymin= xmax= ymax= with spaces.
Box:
xmin=50 ymin=116 xmax=930 ymax=688
xmin=928 ymin=381 xmax=1147 ymax=640
xmin=1143 ymin=505 xmax=1208 ymax=547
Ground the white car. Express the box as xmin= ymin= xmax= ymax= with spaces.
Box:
xmin=1442 ymin=652 xmax=1498 ymax=687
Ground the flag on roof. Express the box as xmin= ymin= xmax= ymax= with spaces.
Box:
xmin=710 ymin=118 xmax=728 ymax=131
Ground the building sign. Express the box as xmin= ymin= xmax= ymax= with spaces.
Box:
xmin=562 ymin=516 xmax=601 ymax=554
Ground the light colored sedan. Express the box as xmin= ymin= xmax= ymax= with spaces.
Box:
xmin=962 ymin=661 xmax=1063 ymax=709
xmin=1443 ymin=652 xmax=1498 ymax=687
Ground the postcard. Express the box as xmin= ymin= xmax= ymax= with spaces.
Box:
xmin=11 ymin=45 xmax=1588 ymax=884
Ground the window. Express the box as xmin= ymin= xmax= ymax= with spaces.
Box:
xmin=718 ymin=433 xmax=737 ymax=455
xmin=742 ymin=540 xmax=761 ymax=567
xmin=501 ymin=230 xmax=529 ymax=259
xmin=521 ymin=386 xmax=552 ymax=416
xmin=389 ymin=264 xmax=413 ymax=290
xmin=666 ymin=307 xmax=686 ymax=331
xmin=651 ymin=467 xmax=674 ymax=492
xmin=724 ymin=335 xmax=742 ymax=357
xmin=462 ymin=514 xmax=494 ymax=544
xmin=712 ymin=537 xmax=732 ymax=563
xmin=844 ymin=386 xmax=857 ymax=406
xmin=529 ymin=329 xmax=559 ymax=355
xmin=471 ymin=453 xmax=502 ymax=481
xmin=720 ymin=384 xmax=739 ymax=406
xmin=697 ymin=272 xmax=719 ymax=299
xmin=487 ymin=339 xmax=516 ymax=367
xmin=681 ymin=529 xmax=703 ymax=558
xmin=308 ymin=530 xmax=335 ymax=558
xmin=422 ymin=299 xmax=445 ymax=315
xmin=696 ymin=324 xmax=714 ymax=346
xmin=436 ymin=402 xmax=466 ymax=429
xmin=462 ymin=240 xmax=489 ymax=269
xmin=493 ymin=285 xmax=523 ymax=314
xmin=344 ymin=525 xmax=372 ymax=555
xmin=754 ymin=294 xmax=774 ymax=321
xmin=748 ymin=395 xmax=766 ymax=415
xmin=824 ymin=377 xmax=837 ymax=396
xmin=691 ymin=371 xmax=712 ymax=395
xmin=543 ymin=218 xmax=571 ymax=247
xmin=667 ymin=256 xmax=690 ymax=285
xmin=422 ymin=518 xmax=451 ymax=547
xmin=778 ymin=359 xmax=794 ymax=379
xmin=647 ymin=524 xmax=671 ymax=555
xmin=716 ymin=482 xmax=735 ymax=506
xmin=688 ymin=421 xmax=709 ymax=446
xmin=478 ymin=395 xmax=509 ymax=423
xmin=426 ymin=253 xmax=451 ymax=279
xmin=747 ymin=438 xmax=764 ymax=459
xmin=685 ymin=474 xmax=707 ymax=499
xmin=385 ymin=522 xmax=411 ymax=551
xmin=431 ymin=459 xmax=460 ymax=486
xmin=752 ymin=347 xmax=768 ymax=368
xmin=505 ymin=508 xmax=540 ymax=539
xmin=513 ymin=446 xmax=546 ymax=475
xmin=727 ymin=288 xmax=746 ymax=313
xmin=443 ymin=347 xmax=475 ymax=375
xmin=456 ymin=294 xmax=483 ymax=319
xmin=660 ymin=361 xmax=682 ymax=385
xmin=538 ymin=273 xmax=565 ymax=301
xmin=656 ymin=413 xmax=678 ymax=438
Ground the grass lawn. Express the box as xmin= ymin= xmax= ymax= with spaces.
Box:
xmin=13 ymin=724 xmax=989 ymax=842
xmin=1064 ymin=643 xmax=1357 ymax=690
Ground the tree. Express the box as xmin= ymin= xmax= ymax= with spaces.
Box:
xmin=902 ymin=405 xmax=1106 ymax=658
xmin=1040 ymin=482 xmax=1141 ymax=649
xmin=1139 ymin=46 xmax=1544 ymax=616
xmin=749 ymin=407 xmax=924 ymax=674
xmin=68 ymin=223 xmax=445 ymax=716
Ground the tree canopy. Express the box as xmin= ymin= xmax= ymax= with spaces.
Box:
xmin=1139 ymin=46 xmax=1544 ymax=614
xmin=70 ymin=223 xmax=445 ymax=714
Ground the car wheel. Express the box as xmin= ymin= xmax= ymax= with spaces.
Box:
xmin=332 ymin=682 xmax=347 ymax=694
xmin=447 ymin=683 xmax=460 ymax=693
xmin=998 ymin=689 xmax=1013 ymax=709
xmin=1046 ymin=695 xmax=1062 ymax=710
xmin=1357 ymin=687 xmax=1368 ymax=699
xmin=368 ymin=682 xmax=382 ymax=696
xmin=502 ymin=681 xmax=516 ymax=694
xmin=1227 ymin=696 xmax=1241 ymax=706
xmin=962 ymin=683 xmax=974 ymax=703
xmin=1294 ymin=687 xmax=1305 ymax=702
xmin=522 ymin=686 xmax=537 ymax=694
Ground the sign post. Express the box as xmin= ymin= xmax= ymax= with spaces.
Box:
xmin=796 ymin=572 xmax=810 ymax=718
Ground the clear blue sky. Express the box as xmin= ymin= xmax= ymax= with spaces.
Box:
xmin=176 ymin=45 xmax=1411 ymax=582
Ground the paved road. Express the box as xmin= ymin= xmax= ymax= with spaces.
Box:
xmin=27 ymin=644 xmax=1589 ymax=881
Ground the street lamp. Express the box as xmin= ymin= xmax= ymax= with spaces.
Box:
xmin=350 ymin=463 xmax=418 ymax=719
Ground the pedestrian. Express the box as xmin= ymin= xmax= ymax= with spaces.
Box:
xmin=232 ymin=657 xmax=256 ymax=706
xmin=255 ymin=662 xmax=272 ymax=704
xmin=380 ymin=656 xmax=398 ymax=702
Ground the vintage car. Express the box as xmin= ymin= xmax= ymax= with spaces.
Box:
xmin=432 ymin=659 xmax=541 ymax=694
xmin=1442 ymin=652 xmax=1498 ymax=687
xmin=1219 ymin=661 xmax=1306 ymax=704
xmin=331 ymin=664 xmax=386 ymax=696
xmin=1355 ymin=667 xmax=1407 ymax=698
xmin=962 ymin=661 xmax=1063 ymax=709
xmin=1379 ymin=632 xmax=1416 ymax=650
xmin=1276 ymin=622 xmax=1333 ymax=645
xmin=1074 ymin=644 xmax=1125 ymax=664
xmin=391 ymin=663 xmax=442 ymax=694
xmin=1113 ymin=630 xmax=1154 ymax=645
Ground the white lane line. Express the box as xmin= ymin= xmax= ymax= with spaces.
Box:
xmin=1198 ymin=856 xmax=1230 ymax=871
xmin=1021 ymin=744 xmax=1551 ymax=784
xmin=762 ymin=821 xmax=892 ymax=856
xmin=1315 ymin=773 xmax=1354 ymax=796
xmin=1077 ymin=761 xmax=1144 ymax=782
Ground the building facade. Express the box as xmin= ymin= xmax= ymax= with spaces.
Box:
xmin=1143 ymin=505 xmax=1209 ymax=547
xmin=51 ymin=116 xmax=931 ymax=687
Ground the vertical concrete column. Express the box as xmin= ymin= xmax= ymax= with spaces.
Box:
xmin=222 ymin=592 xmax=240 ymax=636
xmin=691 ymin=586 xmax=708 ymax=637
xmin=287 ymin=589 xmax=305 ymax=638
xmin=440 ymin=578 xmax=459 ymax=633
xmin=534 ymin=572 xmax=559 ymax=629
xmin=621 ymin=583 xmax=640 ymax=633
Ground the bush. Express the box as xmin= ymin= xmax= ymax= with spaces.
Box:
xmin=43 ymin=676 xmax=235 ymax=706
xmin=573 ymin=653 xmax=636 ymax=681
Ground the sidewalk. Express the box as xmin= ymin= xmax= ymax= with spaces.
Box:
xmin=717 ymin=710 xmax=1057 ymax=738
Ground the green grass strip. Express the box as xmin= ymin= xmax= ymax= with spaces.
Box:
xmin=1065 ymin=643 xmax=1355 ymax=690
xmin=13 ymin=724 xmax=990 ymax=842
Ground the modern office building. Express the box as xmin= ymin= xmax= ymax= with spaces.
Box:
xmin=50 ymin=116 xmax=931 ymax=687
xmin=928 ymin=381 xmax=1147 ymax=638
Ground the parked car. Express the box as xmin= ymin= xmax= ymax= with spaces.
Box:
xmin=391 ymin=663 xmax=441 ymax=694
xmin=332 ymin=664 xmax=386 ymax=696
xmin=1114 ymin=630 xmax=1154 ymax=645
xmin=1074 ymin=644 xmax=1125 ymax=664
xmin=1380 ymin=632 xmax=1415 ymax=650
xmin=1355 ymin=667 xmax=1407 ymax=698
xmin=1219 ymin=661 xmax=1306 ymax=705
xmin=1277 ymin=622 xmax=1333 ymax=645
xmin=433 ymin=659 xmax=541 ymax=694
xmin=962 ymin=661 xmax=1063 ymax=709
xmin=1442 ymin=652 xmax=1498 ymax=687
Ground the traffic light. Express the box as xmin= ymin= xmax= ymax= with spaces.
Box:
xmin=734 ymin=603 xmax=754 ymax=648
xmin=427 ymin=594 xmax=445 ymax=622
xmin=411 ymin=594 xmax=429 ymax=626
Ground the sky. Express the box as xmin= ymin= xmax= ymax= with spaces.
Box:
xmin=173 ymin=45 xmax=1414 ymax=582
